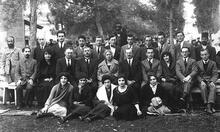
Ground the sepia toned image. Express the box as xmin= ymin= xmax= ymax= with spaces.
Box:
xmin=0 ymin=0 xmax=220 ymax=131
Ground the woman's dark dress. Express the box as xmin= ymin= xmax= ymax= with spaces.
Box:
xmin=113 ymin=86 xmax=139 ymax=121
xmin=36 ymin=60 xmax=56 ymax=106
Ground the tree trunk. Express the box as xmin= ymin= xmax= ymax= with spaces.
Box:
xmin=29 ymin=0 xmax=38 ymax=49
xmin=95 ymin=8 xmax=104 ymax=37
xmin=169 ymin=6 xmax=173 ymax=45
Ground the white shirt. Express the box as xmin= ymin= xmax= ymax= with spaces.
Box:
xmin=127 ymin=58 xmax=133 ymax=66
xmin=110 ymin=45 xmax=116 ymax=56
xmin=180 ymin=41 xmax=184 ymax=49
xmin=183 ymin=57 xmax=188 ymax=62
xmin=148 ymin=58 xmax=153 ymax=63
xmin=150 ymin=84 xmax=157 ymax=94
xmin=203 ymin=59 xmax=209 ymax=64
xmin=201 ymin=45 xmax=207 ymax=49
xmin=59 ymin=42 xmax=64 ymax=48
xmin=65 ymin=57 xmax=71 ymax=66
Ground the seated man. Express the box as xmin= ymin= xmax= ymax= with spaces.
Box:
xmin=196 ymin=49 xmax=218 ymax=114
xmin=176 ymin=47 xmax=197 ymax=111
xmin=141 ymin=47 xmax=162 ymax=86
xmin=15 ymin=47 xmax=37 ymax=109
xmin=37 ymin=72 xmax=74 ymax=119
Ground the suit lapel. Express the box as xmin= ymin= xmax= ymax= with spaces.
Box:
xmin=206 ymin=61 xmax=212 ymax=72
xmin=103 ymin=61 xmax=110 ymax=72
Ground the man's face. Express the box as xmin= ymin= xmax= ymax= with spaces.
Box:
xmin=109 ymin=36 xmax=116 ymax=46
xmin=95 ymin=37 xmax=102 ymax=46
xmin=145 ymin=37 xmax=151 ymax=45
xmin=201 ymin=37 xmax=208 ymax=46
xmin=7 ymin=37 xmax=14 ymax=48
xmin=125 ymin=50 xmax=133 ymax=59
xmin=104 ymin=79 xmax=111 ymax=89
xmin=200 ymin=50 xmax=209 ymax=61
xmin=127 ymin=37 xmax=133 ymax=45
xmin=57 ymin=33 xmax=65 ymax=43
xmin=176 ymin=33 xmax=184 ymax=42
xmin=38 ymin=38 xmax=45 ymax=46
xmin=158 ymin=35 xmax=165 ymax=44
xmin=79 ymin=78 xmax=87 ymax=86
xmin=115 ymin=24 xmax=122 ymax=31
xmin=78 ymin=38 xmax=86 ymax=47
xmin=65 ymin=49 xmax=73 ymax=59
xmin=146 ymin=49 xmax=154 ymax=59
xmin=24 ymin=48 xmax=31 ymax=58
xmin=181 ymin=48 xmax=189 ymax=58
xmin=83 ymin=47 xmax=91 ymax=57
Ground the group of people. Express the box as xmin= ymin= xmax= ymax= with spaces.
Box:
xmin=1 ymin=30 xmax=219 ymax=123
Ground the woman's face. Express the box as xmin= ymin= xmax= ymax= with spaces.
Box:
xmin=163 ymin=54 xmax=170 ymax=62
xmin=104 ymin=79 xmax=111 ymax=89
xmin=150 ymin=76 xmax=157 ymax=86
xmin=60 ymin=76 xmax=68 ymax=86
xmin=79 ymin=78 xmax=87 ymax=86
xmin=105 ymin=51 xmax=113 ymax=61
xmin=44 ymin=52 xmax=52 ymax=60
xmin=118 ymin=77 xmax=125 ymax=87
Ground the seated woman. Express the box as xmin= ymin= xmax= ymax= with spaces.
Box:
xmin=79 ymin=75 xmax=117 ymax=122
xmin=160 ymin=52 xmax=179 ymax=108
xmin=36 ymin=48 xmax=56 ymax=107
xmin=97 ymin=50 xmax=119 ymax=86
xmin=62 ymin=73 xmax=93 ymax=122
xmin=112 ymin=74 xmax=142 ymax=121
xmin=140 ymin=74 xmax=170 ymax=115
xmin=37 ymin=72 xmax=73 ymax=119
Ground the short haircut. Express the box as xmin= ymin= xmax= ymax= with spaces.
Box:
xmin=101 ymin=74 xmax=112 ymax=84
xmin=200 ymin=48 xmax=209 ymax=54
xmin=78 ymin=35 xmax=86 ymax=41
xmin=127 ymin=34 xmax=133 ymax=38
xmin=57 ymin=30 xmax=66 ymax=36
xmin=109 ymin=34 xmax=116 ymax=39
xmin=158 ymin=32 xmax=165 ymax=37
xmin=181 ymin=46 xmax=190 ymax=52
xmin=146 ymin=47 xmax=154 ymax=52
xmin=65 ymin=47 xmax=73 ymax=52
xmin=176 ymin=31 xmax=185 ymax=37
xmin=7 ymin=36 xmax=15 ymax=41
xmin=148 ymin=74 xmax=158 ymax=82
xmin=22 ymin=46 xmax=31 ymax=52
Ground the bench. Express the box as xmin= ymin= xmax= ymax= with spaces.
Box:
xmin=0 ymin=82 xmax=17 ymax=106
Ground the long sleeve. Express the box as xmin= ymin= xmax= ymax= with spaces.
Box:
xmin=210 ymin=62 xmax=218 ymax=83
xmin=30 ymin=60 xmax=37 ymax=80
xmin=176 ymin=61 xmax=185 ymax=81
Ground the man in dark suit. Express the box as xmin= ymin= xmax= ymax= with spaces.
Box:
xmin=119 ymin=34 xmax=141 ymax=62
xmin=176 ymin=47 xmax=197 ymax=110
xmin=92 ymin=36 xmax=105 ymax=63
xmin=105 ymin=34 xmax=121 ymax=61
xmin=196 ymin=49 xmax=218 ymax=114
xmin=114 ymin=22 xmax=127 ymax=47
xmin=52 ymin=30 xmax=71 ymax=61
xmin=175 ymin=32 xmax=196 ymax=61
xmin=119 ymin=48 xmax=142 ymax=97
xmin=76 ymin=46 xmax=99 ymax=95
xmin=195 ymin=32 xmax=216 ymax=61
xmin=56 ymin=47 xmax=76 ymax=84
xmin=141 ymin=48 xmax=162 ymax=86
xmin=33 ymin=36 xmax=49 ymax=63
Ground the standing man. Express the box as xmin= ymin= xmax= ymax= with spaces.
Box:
xmin=93 ymin=36 xmax=105 ymax=62
xmin=1 ymin=36 xmax=22 ymax=102
xmin=175 ymin=32 xmax=196 ymax=61
xmin=56 ymin=47 xmax=76 ymax=84
xmin=76 ymin=46 xmax=99 ymax=95
xmin=105 ymin=34 xmax=121 ymax=61
xmin=52 ymin=31 xmax=70 ymax=60
xmin=141 ymin=48 xmax=162 ymax=86
xmin=33 ymin=36 xmax=49 ymax=63
xmin=73 ymin=35 xmax=87 ymax=60
xmin=176 ymin=47 xmax=197 ymax=111
xmin=196 ymin=49 xmax=218 ymax=114
xmin=195 ymin=32 xmax=216 ymax=61
xmin=15 ymin=47 xmax=37 ymax=109
xmin=114 ymin=22 xmax=127 ymax=47
xmin=119 ymin=34 xmax=141 ymax=62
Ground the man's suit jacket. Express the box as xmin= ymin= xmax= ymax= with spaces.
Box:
xmin=73 ymin=46 xmax=98 ymax=60
xmin=155 ymin=43 xmax=175 ymax=59
xmin=52 ymin=42 xmax=71 ymax=61
xmin=176 ymin=57 xmax=197 ymax=81
xmin=105 ymin=45 xmax=121 ymax=61
xmin=196 ymin=60 xmax=218 ymax=83
xmin=97 ymin=59 xmax=119 ymax=81
xmin=119 ymin=58 xmax=142 ymax=82
xmin=119 ymin=44 xmax=141 ymax=62
xmin=56 ymin=57 xmax=76 ymax=82
xmin=75 ymin=57 xmax=98 ymax=81
xmin=33 ymin=45 xmax=49 ymax=63
xmin=140 ymin=84 xmax=167 ymax=109
xmin=141 ymin=58 xmax=162 ymax=83
xmin=175 ymin=41 xmax=196 ymax=61
xmin=195 ymin=45 xmax=216 ymax=61
xmin=92 ymin=45 xmax=105 ymax=63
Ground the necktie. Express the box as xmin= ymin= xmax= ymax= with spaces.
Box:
xmin=67 ymin=59 xmax=71 ymax=66
xmin=128 ymin=59 xmax=131 ymax=66
xmin=184 ymin=58 xmax=187 ymax=67
xmin=149 ymin=59 xmax=152 ymax=68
